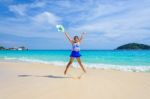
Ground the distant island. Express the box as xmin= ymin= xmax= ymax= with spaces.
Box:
xmin=116 ymin=43 xmax=150 ymax=50
xmin=0 ymin=46 xmax=28 ymax=50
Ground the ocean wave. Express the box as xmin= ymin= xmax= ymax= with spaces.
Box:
xmin=1 ymin=57 xmax=150 ymax=72
xmin=85 ymin=63 xmax=150 ymax=72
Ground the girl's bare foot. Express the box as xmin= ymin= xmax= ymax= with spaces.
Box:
xmin=64 ymin=71 xmax=67 ymax=75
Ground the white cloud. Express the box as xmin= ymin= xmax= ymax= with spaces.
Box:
xmin=9 ymin=1 xmax=46 ymax=16
xmin=33 ymin=11 xmax=61 ymax=26
xmin=9 ymin=4 xmax=27 ymax=16
xmin=30 ymin=1 xmax=45 ymax=8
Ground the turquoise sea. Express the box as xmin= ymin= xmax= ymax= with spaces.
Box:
xmin=0 ymin=50 xmax=150 ymax=72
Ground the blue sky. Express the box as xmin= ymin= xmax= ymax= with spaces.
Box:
xmin=0 ymin=0 xmax=150 ymax=49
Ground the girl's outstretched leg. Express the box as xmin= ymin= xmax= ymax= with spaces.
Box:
xmin=64 ymin=57 xmax=74 ymax=75
xmin=76 ymin=58 xmax=86 ymax=73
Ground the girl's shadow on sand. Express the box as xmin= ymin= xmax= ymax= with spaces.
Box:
xmin=18 ymin=74 xmax=71 ymax=79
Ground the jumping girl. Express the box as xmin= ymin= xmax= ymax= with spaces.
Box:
xmin=63 ymin=32 xmax=86 ymax=75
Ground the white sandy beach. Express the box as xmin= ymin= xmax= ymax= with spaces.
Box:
xmin=0 ymin=61 xmax=150 ymax=99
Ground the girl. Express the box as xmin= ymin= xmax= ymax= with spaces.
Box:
xmin=64 ymin=32 xmax=86 ymax=75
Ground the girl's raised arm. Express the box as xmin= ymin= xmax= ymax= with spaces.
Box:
xmin=79 ymin=32 xmax=86 ymax=43
xmin=64 ymin=32 xmax=73 ymax=44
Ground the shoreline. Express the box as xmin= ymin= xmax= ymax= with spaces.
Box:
xmin=1 ymin=59 xmax=150 ymax=72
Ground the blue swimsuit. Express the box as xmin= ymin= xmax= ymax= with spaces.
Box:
xmin=70 ymin=42 xmax=81 ymax=58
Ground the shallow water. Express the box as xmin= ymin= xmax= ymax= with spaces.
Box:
xmin=0 ymin=50 xmax=150 ymax=72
